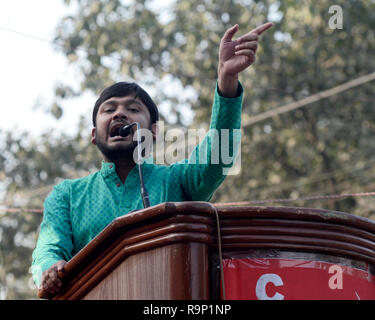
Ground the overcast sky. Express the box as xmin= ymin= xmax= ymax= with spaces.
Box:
xmin=0 ymin=0 xmax=94 ymax=139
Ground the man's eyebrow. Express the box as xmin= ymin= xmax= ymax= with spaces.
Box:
xmin=124 ymin=99 xmax=143 ymax=106
xmin=101 ymin=98 xmax=143 ymax=108
xmin=101 ymin=100 xmax=117 ymax=108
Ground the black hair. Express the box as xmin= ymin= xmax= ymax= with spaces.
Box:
xmin=92 ymin=82 xmax=159 ymax=127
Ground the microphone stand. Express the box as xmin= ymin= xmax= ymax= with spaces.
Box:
xmin=120 ymin=122 xmax=150 ymax=208
xmin=134 ymin=122 xmax=151 ymax=208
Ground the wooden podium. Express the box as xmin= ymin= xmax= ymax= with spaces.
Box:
xmin=39 ymin=202 xmax=375 ymax=300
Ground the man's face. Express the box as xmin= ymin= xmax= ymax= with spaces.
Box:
xmin=91 ymin=94 xmax=156 ymax=161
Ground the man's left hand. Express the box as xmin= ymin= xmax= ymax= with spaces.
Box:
xmin=218 ymin=22 xmax=273 ymax=97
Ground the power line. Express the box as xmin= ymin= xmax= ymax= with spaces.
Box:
xmin=214 ymin=190 xmax=375 ymax=207
xmin=2 ymin=189 xmax=375 ymax=213
xmin=243 ymin=71 xmax=375 ymax=126
xmin=0 ymin=25 xmax=93 ymax=56
xmin=0 ymin=25 xmax=56 ymax=45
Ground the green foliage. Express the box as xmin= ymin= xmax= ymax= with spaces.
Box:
xmin=0 ymin=118 xmax=101 ymax=299
xmin=1 ymin=0 xmax=375 ymax=299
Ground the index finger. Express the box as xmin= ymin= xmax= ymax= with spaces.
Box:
xmin=251 ymin=22 xmax=273 ymax=35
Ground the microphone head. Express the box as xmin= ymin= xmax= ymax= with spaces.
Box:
xmin=119 ymin=123 xmax=136 ymax=137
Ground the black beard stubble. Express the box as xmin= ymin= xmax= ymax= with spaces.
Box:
xmin=95 ymin=131 xmax=138 ymax=161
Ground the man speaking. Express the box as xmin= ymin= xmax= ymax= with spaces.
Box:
xmin=32 ymin=22 xmax=273 ymax=298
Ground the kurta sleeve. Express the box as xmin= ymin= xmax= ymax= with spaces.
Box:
xmin=31 ymin=180 xmax=73 ymax=287
xmin=179 ymin=81 xmax=243 ymax=201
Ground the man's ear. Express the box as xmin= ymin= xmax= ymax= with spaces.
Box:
xmin=91 ymin=127 xmax=97 ymax=145
xmin=151 ymin=123 xmax=158 ymax=142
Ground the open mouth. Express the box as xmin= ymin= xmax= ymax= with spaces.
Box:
xmin=109 ymin=123 xmax=127 ymax=138
xmin=110 ymin=126 xmax=121 ymax=138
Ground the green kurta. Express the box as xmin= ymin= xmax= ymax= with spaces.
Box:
xmin=32 ymin=82 xmax=243 ymax=286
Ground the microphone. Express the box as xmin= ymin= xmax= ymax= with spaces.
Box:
xmin=119 ymin=122 xmax=136 ymax=137
xmin=119 ymin=122 xmax=151 ymax=209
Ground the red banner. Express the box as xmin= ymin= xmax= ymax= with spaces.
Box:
xmin=222 ymin=258 xmax=375 ymax=300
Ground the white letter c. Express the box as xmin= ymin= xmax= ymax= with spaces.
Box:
xmin=255 ymin=273 xmax=284 ymax=300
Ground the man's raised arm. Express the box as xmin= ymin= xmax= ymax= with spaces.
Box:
xmin=180 ymin=22 xmax=273 ymax=201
